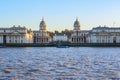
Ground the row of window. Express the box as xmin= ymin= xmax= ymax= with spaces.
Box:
xmin=35 ymin=38 xmax=48 ymax=42
xmin=96 ymin=39 xmax=120 ymax=43
xmin=9 ymin=40 xmax=23 ymax=43
xmin=0 ymin=30 xmax=25 ymax=33
xmin=9 ymin=36 xmax=24 ymax=39
xmin=96 ymin=36 xmax=111 ymax=38
xmin=93 ymin=30 xmax=120 ymax=32
xmin=72 ymin=38 xmax=85 ymax=42
xmin=95 ymin=36 xmax=120 ymax=38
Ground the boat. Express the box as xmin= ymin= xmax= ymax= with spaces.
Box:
xmin=57 ymin=46 xmax=69 ymax=48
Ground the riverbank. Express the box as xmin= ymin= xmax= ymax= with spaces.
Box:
xmin=1 ymin=43 xmax=120 ymax=47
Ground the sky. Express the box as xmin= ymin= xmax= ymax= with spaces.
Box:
xmin=0 ymin=0 xmax=120 ymax=32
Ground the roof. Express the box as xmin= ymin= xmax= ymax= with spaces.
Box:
xmin=92 ymin=26 xmax=120 ymax=30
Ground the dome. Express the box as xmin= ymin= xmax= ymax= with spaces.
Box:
xmin=74 ymin=17 xmax=80 ymax=27
xmin=40 ymin=18 xmax=46 ymax=28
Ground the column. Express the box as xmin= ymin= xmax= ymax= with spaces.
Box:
xmin=83 ymin=38 xmax=84 ymax=43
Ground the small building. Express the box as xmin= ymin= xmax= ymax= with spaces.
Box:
xmin=53 ymin=34 xmax=68 ymax=42
xmin=0 ymin=25 xmax=33 ymax=44
xmin=33 ymin=18 xmax=52 ymax=44
xmin=87 ymin=26 xmax=120 ymax=43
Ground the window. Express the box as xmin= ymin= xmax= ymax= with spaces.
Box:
xmin=37 ymin=34 xmax=39 ymax=36
xmin=102 ymin=40 xmax=104 ymax=43
xmin=9 ymin=36 xmax=11 ymax=39
xmin=97 ymin=40 xmax=99 ymax=43
xmin=9 ymin=40 xmax=11 ymax=43
xmin=4 ymin=29 xmax=6 ymax=32
xmin=15 ymin=36 xmax=17 ymax=39
xmin=15 ymin=40 xmax=17 ymax=43
xmin=21 ymin=40 xmax=23 ymax=43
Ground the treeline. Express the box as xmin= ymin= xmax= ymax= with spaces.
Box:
xmin=48 ymin=29 xmax=72 ymax=38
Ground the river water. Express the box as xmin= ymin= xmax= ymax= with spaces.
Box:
xmin=0 ymin=47 xmax=120 ymax=80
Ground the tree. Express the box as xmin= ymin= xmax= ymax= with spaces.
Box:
xmin=54 ymin=30 xmax=59 ymax=34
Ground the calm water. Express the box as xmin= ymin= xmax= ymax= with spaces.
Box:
xmin=0 ymin=47 xmax=120 ymax=80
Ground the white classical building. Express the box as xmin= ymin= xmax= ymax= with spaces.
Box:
xmin=53 ymin=34 xmax=68 ymax=42
xmin=0 ymin=25 xmax=33 ymax=44
xmin=87 ymin=26 xmax=120 ymax=43
xmin=70 ymin=17 xmax=87 ymax=43
xmin=33 ymin=18 xmax=52 ymax=43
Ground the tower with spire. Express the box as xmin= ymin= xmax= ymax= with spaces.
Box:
xmin=33 ymin=17 xmax=52 ymax=44
xmin=73 ymin=17 xmax=80 ymax=31
xmin=70 ymin=17 xmax=86 ymax=43
xmin=39 ymin=17 xmax=46 ymax=31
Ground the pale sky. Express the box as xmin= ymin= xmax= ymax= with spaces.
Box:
xmin=0 ymin=0 xmax=120 ymax=31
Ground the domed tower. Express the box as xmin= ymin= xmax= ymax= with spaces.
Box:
xmin=39 ymin=17 xmax=46 ymax=31
xmin=73 ymin=17 xmax=80 ymax=31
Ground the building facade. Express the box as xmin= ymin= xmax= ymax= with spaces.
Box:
xmin=53 ymin=34 xmax=68 ymax=42
xmin=33 ymin=18 xmax=52 ymax=44
xmin=70 ymin=18 xmax=86 ymax=43
xmin=87 ymin=26 xmax=120 ymax=43
xmin=0 ymin=25 xmax=33 ymax=44
xmin=1 ymin=18 xmax=120 ymax=44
